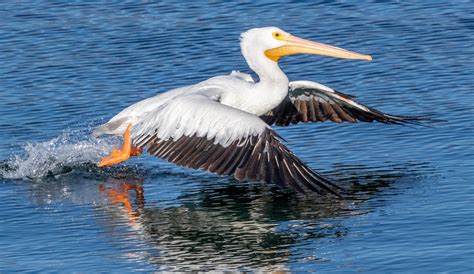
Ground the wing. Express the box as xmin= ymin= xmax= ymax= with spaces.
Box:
xmin=261 ymin=80 xmax=426 ymax=126
xmin=131 ymin=94 xmax=342 ymax=196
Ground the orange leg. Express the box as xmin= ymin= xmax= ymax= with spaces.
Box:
xmin=98 ymin=124 xmax=141 ymax=167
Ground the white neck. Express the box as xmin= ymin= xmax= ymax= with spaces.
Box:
xmin=242 ymin=46 xmax=290 ymax=113
xmin=242 ymin=48 xmax=289 ymax=88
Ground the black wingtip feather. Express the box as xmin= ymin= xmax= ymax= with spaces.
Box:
xmin=383 ymin=114 xmax=445 ymax=128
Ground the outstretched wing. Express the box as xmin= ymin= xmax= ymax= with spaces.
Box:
xmin=261 ymin=80 xmax=426 ymax=126
xmin=131 ymin=94 xmax=342 ymax=196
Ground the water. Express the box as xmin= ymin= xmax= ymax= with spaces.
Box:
xmin=0 ymin=1 xmax=473 ymax=272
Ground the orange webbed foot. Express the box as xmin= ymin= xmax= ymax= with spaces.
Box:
xmin=98 ymin=152 xmax=130 ymax=167
xmin=98 ymin=124 xmax=135 ymax=167
xmin=110 ymin=148 xmax=122 ymax=157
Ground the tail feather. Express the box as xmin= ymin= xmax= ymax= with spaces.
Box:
xmin=92 ymin=117 xmax=129 ymax=137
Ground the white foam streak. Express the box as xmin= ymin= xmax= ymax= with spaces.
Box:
xmin=1 ymin=129 xmax=116 ymax=180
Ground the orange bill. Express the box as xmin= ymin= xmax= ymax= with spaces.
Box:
xmin=265 ymin=33 xmax=372 ymax=62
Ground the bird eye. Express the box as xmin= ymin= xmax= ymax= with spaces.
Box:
xmin=273 ymin=32 xmax=283 ymax=40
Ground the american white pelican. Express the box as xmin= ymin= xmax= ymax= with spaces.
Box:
xmin=94 ymin=27 xmax=422 ymax=196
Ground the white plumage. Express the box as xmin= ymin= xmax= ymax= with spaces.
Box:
xmin=94 ymin=27 xmax=421 ymax=195
xmin=94 ymin=27 xmax=291 ymax=138
xmin=132 ymin=93 xmax=269 ymax=147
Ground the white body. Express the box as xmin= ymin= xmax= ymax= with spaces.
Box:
xmin=94 ymin=26 xmax=374 ymax=148
xmin=94 ymin=27 xmax=292 ymax=146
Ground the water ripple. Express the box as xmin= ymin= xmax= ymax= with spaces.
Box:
xmin=0 ymin=1 xmax=473 ymax=272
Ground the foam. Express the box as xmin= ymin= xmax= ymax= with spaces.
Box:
xmin=0 ymin=128 xmax=116 ymax=180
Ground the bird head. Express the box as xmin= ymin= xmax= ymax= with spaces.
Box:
xmin=240 ymin=27 xmax=372 ymax=63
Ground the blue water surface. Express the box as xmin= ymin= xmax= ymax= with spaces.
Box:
xmin=0 ymin=1 xmax=473 ymax=272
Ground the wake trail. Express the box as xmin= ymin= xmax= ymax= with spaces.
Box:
xmin=0 ymin=128 xmax=116 ymax=180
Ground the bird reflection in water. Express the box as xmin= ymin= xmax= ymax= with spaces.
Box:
xmin=93 ymin=164 xmax=427 ymax=271
xmin=97 ymin=178 xmax=351 ymax=271
xmin=98 ymin=180 xmax=144 ymax=230
xmin=18 ymin=163 xmax=428 ymax=271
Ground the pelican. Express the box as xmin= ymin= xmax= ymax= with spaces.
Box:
xmin=93 ymin=27 xmax=423 ymax=196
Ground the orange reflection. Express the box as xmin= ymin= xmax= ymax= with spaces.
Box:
xmin=99 ymin=180 xmax=144 ymax=227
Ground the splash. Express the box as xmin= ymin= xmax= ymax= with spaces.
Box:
xmin=0 ymin=128 xmax=117 ymax=180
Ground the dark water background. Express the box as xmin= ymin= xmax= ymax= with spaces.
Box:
xmin=1 ymin=1 xmax=473 ymax=272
